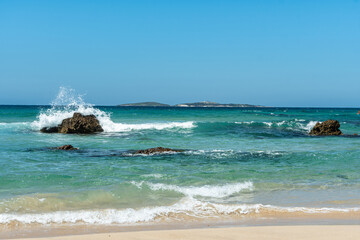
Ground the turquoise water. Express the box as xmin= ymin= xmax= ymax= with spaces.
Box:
xmin=0 ymin=95 xmax=360 ymax=226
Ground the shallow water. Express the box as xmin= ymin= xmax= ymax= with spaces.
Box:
xmin=0 ymin=93 xmax=360 ymax=228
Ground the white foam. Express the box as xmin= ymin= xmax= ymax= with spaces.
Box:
xmin=235 ymin=121 xmax=255 ymax=125
xmin=235 ymin=119 xmax=319 ymax=133
xmin=0 ymin=197 xmax=358 ymax=225
xmin=31 ymin=87 xmax=195 ymax=133
xmin=102 ymin=121 xmax=195 ymax=132
xmin=131 ymin=181 xmax=254 ymax=198
xmin=302 ymin=121 xmax=319 ymax=132
xmin=142 ymin=174 xmax=164 ymax=179
xmin=264 ymin=122 xmax=272 ymax=127
xmin=0 ymin=122 xmax=29 ymax=128
xmin=183 ymin=150 xmax=284 ymax=159
xmin=0 ymin=197 xmax=256 ymax=225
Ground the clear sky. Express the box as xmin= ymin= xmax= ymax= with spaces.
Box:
xmin=0 ymin=0 xmax=359 ymax=107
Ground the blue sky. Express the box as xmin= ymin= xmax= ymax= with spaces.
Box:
xmin=0 ymin=0 xmax=359 ymax=107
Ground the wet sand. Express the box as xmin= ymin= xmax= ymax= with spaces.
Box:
xmin=14 ymin=225 xmax=360 ymax=240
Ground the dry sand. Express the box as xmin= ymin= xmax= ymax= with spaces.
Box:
xmin=15 ymin=225 xmax=360 ymax=240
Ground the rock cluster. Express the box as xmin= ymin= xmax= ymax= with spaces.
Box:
xmin=41 ymin=113 xmax=103 ymax=134
xmin=135 ymin=147 xmax=183 ymax=155
xmin=309 ymin=120 xmax=342 ymax=136
xmin=56 ymin=145 xmax=78 ymax=150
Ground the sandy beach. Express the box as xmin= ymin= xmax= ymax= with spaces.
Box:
xmin=13 ymin=225 xmax=360 ymax=240
xmin=2 ymin=0 xmax=360 ymax=240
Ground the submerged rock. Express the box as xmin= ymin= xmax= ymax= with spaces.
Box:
xmin=40 ymin=126 xmax=59 ymax=133
xmin=56 ymin=145 xmax=78 ymax=150
xmin=40 ymin=113 xmax=103 ymax=134
xmin=309 ymin=120 xmax=342 ymax=136
xmin=357 ymin=110 xmax=360 ymax=115
xmin=135 ymin=147 xmax=184 ymax=155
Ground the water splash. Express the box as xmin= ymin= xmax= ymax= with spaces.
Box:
xmin=31 ymin=87 xmax=111 ymax=130
xmin=31 ymin=87 xmax=195 ymax=132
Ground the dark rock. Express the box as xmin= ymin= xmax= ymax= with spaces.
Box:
xmin=309 ymin=120 xmax=342 ymax=136
xmin=337 ymin=174 xmax=349 ymax=179
xmin=40 ymin=126 xmax=60 ymax=133
xmin=40 ymin=113 xmax=103 ymax=134
xmin=58 ymin=113 xmax=103 ymax=134
xmin=135 ymin=147 xmax=184 ymax=155
xmin=56 ymin=145 xmax=78 ymax=150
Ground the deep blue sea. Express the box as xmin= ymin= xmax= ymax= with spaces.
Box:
xmin=1 ymin=90 xmax=360 ymax=231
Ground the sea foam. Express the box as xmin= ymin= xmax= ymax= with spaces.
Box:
xmin=235 ymin=119 xmax=319 ymax=133
xmin=0 ymin=197 xmax=258 ymax=225
xmin=0 ymin=197 xmax=358 ymax=225
xmin=31 ymin=87 xmax=195 ymax=133
xmin=130 ymin=181 xmax=254 ymax=198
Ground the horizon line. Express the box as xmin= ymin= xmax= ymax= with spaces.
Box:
xmin=0 ymin=104 xmax=359 ymax=109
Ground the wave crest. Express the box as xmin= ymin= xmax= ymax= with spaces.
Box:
xmin=0 ymin=197 xmax=358 ymax=225
xmin=130 ymin=181 xmax=254 ymax=198
xmin=31 ymin=87 xmax=195 ymax=133
xmin=235 ymin=119 xmax=318 ymax=133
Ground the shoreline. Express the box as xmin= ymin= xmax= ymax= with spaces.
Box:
xmin=2 ymin=215 xmax=360 ymax=239
xmin=1 ymin=105 xmax=360 ymax=239
xmin=11 ymin=225 xmax=360 ymax=240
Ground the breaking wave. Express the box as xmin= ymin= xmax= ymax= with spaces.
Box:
xmin=0 ymin=197 xmax=358 ymax=225
xmin=235 ymin=119 xmax=318 ymax=133
xmin=184 ymin=149 xmax=285 ymax=158
xmin=130 ymin=181 xmax=254 ymax=198
xmin=102 ymin=121 xmax=195 ymax=132
xmin=31 ymin=87 xmax=195 ymax=133
xmin=0 ymin=122 xmax=29 ymax=129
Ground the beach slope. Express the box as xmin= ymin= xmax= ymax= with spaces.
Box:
xmin=16 ymin=225 xmax=360 ymax=240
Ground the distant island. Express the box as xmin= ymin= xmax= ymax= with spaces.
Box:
xmin=118 ymin=101 xmax=264 ymax=107
xmin=118 ymin=102 xmax=170 ymax=107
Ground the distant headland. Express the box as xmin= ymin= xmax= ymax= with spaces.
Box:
xmin=117 ymin=101 xmax=265 ymax=108
xmin=117 ymin=102 xmax=170 ymax=107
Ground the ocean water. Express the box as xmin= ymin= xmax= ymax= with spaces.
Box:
xmin=1 ymin=90 xmax=360 ymax=230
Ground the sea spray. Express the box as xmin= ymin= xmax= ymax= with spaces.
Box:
xmin=31 ymin=87 xmax=195 ymax=132
xmin=32 ymin=87 xmax=110 ymax=130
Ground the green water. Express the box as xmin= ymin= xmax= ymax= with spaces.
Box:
xmin=0 ymin=104 xmax=360 ymax=225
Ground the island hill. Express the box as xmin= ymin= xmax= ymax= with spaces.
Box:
xmin=118 ymin=101 xmax=264 ymax=108
xmin=118 ymin=102 xmax=171 ymax=107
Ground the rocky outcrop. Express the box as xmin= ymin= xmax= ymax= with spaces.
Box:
xmin=41 ymin=113 xmax=103 ymax=134
xmin=56 ymin=145 xmax=78 ymax=150
xmin=309 ymin=120 xmax=342 ymax=136
xmin=135 ymin=147 xmax=184 ymax=155
xmin=58 ymin=113 xmax=103 ymax=133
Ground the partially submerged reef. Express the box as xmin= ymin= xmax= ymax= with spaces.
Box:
xmin=39 ymin=112 xmax=349 ymax=137
xmin=56 ymin=145 xmax=78 ymax=150
xmin=41 ymin=114 xmax=356 ymax=156
xmin=41 ymin=113 xmax=103 ymax=134
xmin=51 ymin=146 xmax=183 ymax=155
xmin=134 ymin=147 xmax=184 ymax=155
xmin=309 ymin=120 xmax=342 ymax=136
